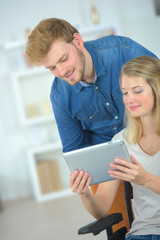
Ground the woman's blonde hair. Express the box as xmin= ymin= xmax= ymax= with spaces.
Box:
xmin=25 ymin=18 xmax=79 ymax=66
xmin=120 ymin=55 xmax=160 ymax=144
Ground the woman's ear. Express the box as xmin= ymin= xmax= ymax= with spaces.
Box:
xmin=72 ymin=33 xmax=84 ymax=49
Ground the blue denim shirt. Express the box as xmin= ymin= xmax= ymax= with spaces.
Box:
xmin=50 ymin=35 xmax=157 ymax=152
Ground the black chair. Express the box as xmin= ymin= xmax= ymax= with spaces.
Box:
xmin=78 ymin=181 xmax=133 ymax=240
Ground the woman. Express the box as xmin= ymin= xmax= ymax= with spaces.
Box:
xmin=69 ymin=55 xmax=160 ymax=240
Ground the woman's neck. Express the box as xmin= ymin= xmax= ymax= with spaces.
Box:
xmin=138 ymin=114 xmax=160 ymax=155
xmin=140 ymin=114 xmax=156 ymax=136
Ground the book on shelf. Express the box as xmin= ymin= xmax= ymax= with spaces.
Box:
xmin=36 ymin=160 xmax=62 ymax=194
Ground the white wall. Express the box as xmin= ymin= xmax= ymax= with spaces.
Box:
xmin=0 ymin=0 xmax=160 ymax=201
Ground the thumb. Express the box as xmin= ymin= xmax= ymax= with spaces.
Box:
xmin=130 ymin=154 xmax=139 ymax=165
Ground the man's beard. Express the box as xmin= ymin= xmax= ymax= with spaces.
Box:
xmin=71 ymin=43 xmax=85 ymax=82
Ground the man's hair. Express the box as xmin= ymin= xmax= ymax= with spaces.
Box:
xmin=120 ymin=55 xmax=160 ymax=144
xmin=25 ymin=18 xmax=79 ymax=66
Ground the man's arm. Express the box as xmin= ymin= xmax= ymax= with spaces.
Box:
xmin=127 ymin=37 xmax=159 ymax=60
xmin=50 ymin=95 xmax=89 ymax=152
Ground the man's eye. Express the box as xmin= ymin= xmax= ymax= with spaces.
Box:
xmin=122 ymin=92 xmax=128 ymax=95
xmin=50 ymin=66 xmax=55 ymax=71
xmin=61 ymin=56 xmax=68 ymax=62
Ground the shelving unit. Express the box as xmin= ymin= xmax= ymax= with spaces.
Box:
xmin=27 ymin=143 xmax=72 ymax=202
xmin=12 ymin=67 xmax=54 ymax=126
xmin=5 ymin=41 xmax=73 ymax=202
xmin=10 ymin=60 xmax=72 ymax=201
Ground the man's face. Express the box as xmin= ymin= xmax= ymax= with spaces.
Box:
xmin=42 ymin=36 xmax=85 ymax=85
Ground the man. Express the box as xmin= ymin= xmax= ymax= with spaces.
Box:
xmin=25 ymin=18 xmax=158 ymax=152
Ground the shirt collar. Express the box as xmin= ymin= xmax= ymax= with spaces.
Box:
xmin=74 ymin=72 xmax=97 ymax=92
xmin=74 ymin=41 xmax=106 ymax=92
xmin=84 ymin=41 xmax=107 ymax=77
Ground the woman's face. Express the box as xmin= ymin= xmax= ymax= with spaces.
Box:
xmin=121 ymin=74 xmax=155 ymax=118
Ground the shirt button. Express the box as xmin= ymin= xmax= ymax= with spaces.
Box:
xmin=96 ymin=86 xmax=98 ymax=90
xmin=115 ymin=116 xmax=118 ymax=119
xmin=106 ymin=102 xmax=109 ymax=106
xmin=89 ymin=116 xmax=93 ymax=119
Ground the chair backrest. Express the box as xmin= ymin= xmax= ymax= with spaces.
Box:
xmin=90 ymin=180 xmax=133 ymax=232
xmin=124 ymin=181 xmax=133 ymax=228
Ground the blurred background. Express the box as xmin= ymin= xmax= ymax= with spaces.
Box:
xmin=0 ymin=0 xmax=160 ymax=239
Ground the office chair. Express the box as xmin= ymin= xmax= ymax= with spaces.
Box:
xmin=78 ymin=181 xmax=133 ymax=240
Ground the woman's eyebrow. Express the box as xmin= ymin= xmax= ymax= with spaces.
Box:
xmin=121 ymin=86 xmax=142 ymax=90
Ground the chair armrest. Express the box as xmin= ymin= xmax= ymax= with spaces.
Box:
xmin=78 ymin=213 xmax=123 ymax=236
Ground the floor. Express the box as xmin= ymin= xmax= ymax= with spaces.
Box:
xmin=0 ymin=195 xmax=106 ymax=240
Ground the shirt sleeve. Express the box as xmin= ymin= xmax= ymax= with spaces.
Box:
xmin=50 ymin=94 xmax=89 ymax=152
xmin=127 ymin=37 xmax=159 ymax=61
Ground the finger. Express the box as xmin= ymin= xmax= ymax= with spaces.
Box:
xmin=83 ymin=176 xmax=92 ymax=192
xmin=77 ymin=172 xmax=91 ymax=193
xmin=69 ymin=170 xmax=79 ymax=187
xmin=78 ymin=172 xmax=89 ymax=187
xmin=113 ymin=158 xmax=138 ymax=171
xmin=108 ymin=168 xmax=132 ymax=182
xmin=130 ymin=154 xmax=139 ymax=165
xmin=71 ymin=171 xmax=85 ymax=192
xmin=110 ymin=161 xmax=130 ymax=173
xmin=79 ymin=172 xmax=92 ymax=190
xmin=109 ymin=163 xmax=139 ymax=182
xmin=111 ymin=162 xmax=139 ymax=178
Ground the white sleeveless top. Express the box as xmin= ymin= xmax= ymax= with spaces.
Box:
xmin=112 ymin=129 xmax=160 ymax=236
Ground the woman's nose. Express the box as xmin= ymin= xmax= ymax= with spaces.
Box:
xmin=126 ymin=93 xmax=135 ymax=103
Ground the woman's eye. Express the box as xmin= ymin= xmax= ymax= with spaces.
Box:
xmin=122 ymin=92 xmax=128 ymax=95
xmin=135 ymin=89 xmax=143 ymax=94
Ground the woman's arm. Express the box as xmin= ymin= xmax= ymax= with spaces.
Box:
xmin=69 ymin=170 xmax=120 ymax=219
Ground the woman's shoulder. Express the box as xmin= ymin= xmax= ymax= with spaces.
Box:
xmin=112 ymin=129 xmax=127 ymax=142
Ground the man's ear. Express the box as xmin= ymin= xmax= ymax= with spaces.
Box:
xmin=72 ymin=33 xmax=84 ymax=49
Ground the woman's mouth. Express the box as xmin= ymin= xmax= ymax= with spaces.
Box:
xmin=128 ymin=105 xmax=140 ymax=111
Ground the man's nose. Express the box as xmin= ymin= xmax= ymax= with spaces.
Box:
xmin=56 ymin=65 xmax=67 ymax=77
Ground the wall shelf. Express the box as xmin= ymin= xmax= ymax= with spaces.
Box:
xmin=12 ymin=68 xmax=54 ymax=126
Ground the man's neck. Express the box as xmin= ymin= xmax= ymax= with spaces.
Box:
xmin=83 ymin=48 xmax=95 ymax=84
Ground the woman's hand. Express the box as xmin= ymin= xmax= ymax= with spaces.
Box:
xmin=69 ymin=170 xmax=92 ymax=196
xmin=108 ymin=155 xmax=148 ymax=185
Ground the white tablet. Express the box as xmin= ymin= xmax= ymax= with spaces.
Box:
xmin=63 ymin=139 xmax=131 ymax=185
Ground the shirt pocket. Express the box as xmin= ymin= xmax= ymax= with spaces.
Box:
xmin=76 ymin=105 xmax=99 ymax=121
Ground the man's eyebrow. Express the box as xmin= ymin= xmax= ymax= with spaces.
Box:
xmin=45 ymin=53 xmax=67 ymax=69
xmin=45 ymin=66 xmax=53 ymax=70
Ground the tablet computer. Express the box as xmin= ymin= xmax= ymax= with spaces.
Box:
xmin=63 ymin=139 xmax=131 ymax=185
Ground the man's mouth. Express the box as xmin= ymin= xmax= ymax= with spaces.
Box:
xmin=65 ymin=70 xmax=75 ymax=79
